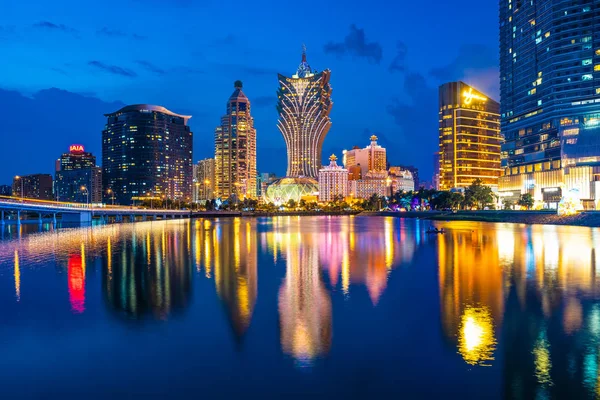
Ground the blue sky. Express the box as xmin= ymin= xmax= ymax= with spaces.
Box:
xmin=0 ymin=0 xmax=499 ymax=184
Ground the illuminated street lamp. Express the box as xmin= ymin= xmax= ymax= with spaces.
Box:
xmin=106 ymin=188 xmax=115 ymax=206
xmin=80 ymin=185 xmax=89 ymax=207
xmin=15 ymin=175 xmax=23 ymax=202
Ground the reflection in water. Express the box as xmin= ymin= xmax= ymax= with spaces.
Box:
xmin=68 ymin=253 xmax=85 ymax=314
xmin=457 ymin=306 xmax=496 ymax=366
xmin=7 ymin=217 xmax=600 ymax=396
xmin=14 ymin=250 xmax=20 ymax=302
xmin=213 ymin=219 xmax=258 ymax=339
xmin=274 ymin=221 xmax=332 ymax=365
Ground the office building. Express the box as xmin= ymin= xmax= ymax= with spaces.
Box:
xmin=439 ymin=81 xmax=501 ymax=191
xmin=193 ymin=158 xmax=215 ymax=202
xmin=277 ymin=46 xmax=333 ymax=178
xmin=55 ymin=145 xmax=102 ymax=203
xmin=102 ymin=104 xmax=193 ymax=205
xmin=499 ymin=0 xmax=600 ymax=208
xmin=0 ymin=185 xmax=11 ymax=196
xmin=58 ymin=145 xmax=96 ymax=171
xmin=343 ymin=135 xmax=387 ymax=177
xmin=258 ymin=172 xmax=277 ymax=198
xmin=318 ymin=154 xmax=348 ymax=202
xmin=12 ymin=174 xmax=53 ymax=200
xmin=215 ymin=81 xmax=257 ymax=200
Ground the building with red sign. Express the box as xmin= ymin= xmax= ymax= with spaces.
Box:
xmin=55 ymin=145 xmax=102 ymax=203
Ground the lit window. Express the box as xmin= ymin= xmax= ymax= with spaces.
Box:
xmin=595 ymin=65 xmax=600 ymax=72
xmin=583 ymin=59 xmax=592 ymax=66
xmin=582 ymin=74 xmax=593 ymax=81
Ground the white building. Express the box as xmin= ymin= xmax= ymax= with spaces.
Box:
xmin=193 ymin=158 xmax=215 ymax=203
xmin=389 ymin=167 xmax=415 ymax=192
xmin=318 ymin=155 xmax=348 ymax=202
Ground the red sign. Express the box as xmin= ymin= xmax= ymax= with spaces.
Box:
xmin=69 ymin=144 xmax=84 ymax=153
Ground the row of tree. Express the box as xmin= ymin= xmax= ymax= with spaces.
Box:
xmin=137 ymin=179 xmax=537 ymax=212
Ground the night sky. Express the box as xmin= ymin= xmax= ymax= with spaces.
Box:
xmin=0 ymin=0 xmax=499 ymax=185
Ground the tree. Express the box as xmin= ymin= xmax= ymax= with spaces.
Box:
xmin=431 ymin=191 xmax=463 ymax=210
xmin=502 ymin=198 xmax=514 ymax=210
xmin=517 ymin=193 xmax=534 ymax=210
xmin=464 ymin=179 xmax=495 ymax=209
xmin=286 ymin=199 xmax=296 ymax=209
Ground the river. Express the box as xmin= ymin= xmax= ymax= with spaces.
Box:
xmin=0 ymin=216 xmax=599 ymax=398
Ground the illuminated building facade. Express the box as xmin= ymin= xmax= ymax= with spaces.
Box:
xmin=343 ymin=135 xmax=387 ymax=177
xmin=348 ymin=172 xmax=389 ymax=199
xmin=499 ymin=0 xmax=600 ymax=208
xmin=439 ymin=81 xmax=501 ymax=191
xmin=0 ymin=185 xmax=12 ymax=196
xmin=102 ymin=104 xmax=193 ymax=205
xmin=276 ymin=47 xmax=332 ymax=178
xmin=389 ymin=167 xmax=415 ymax=192
xmin=55 ymin=145 xmax=102 ymax=203
xmin=215 ymin=81 xmax=257 ymax=200
xmin=12 ymin=174 xmax=53 ymax=200
xmin=318 ymin=154 xmax=348 ymax=202
xmin=193 ymin=158 xmax=215 ymax=202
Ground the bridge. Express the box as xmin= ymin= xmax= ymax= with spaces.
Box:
xmin=0 ymin=196 xmax=195 ymax=225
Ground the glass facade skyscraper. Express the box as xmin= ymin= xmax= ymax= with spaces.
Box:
xmin=214 ymin=81 xmax=257 ymax=200
xmin=276 ymin=48 xmax=332 ymax=178
xmin=102 ymin=105 xmax=193 ymax=205
xmin=438 ymin=82 xmax=501 ymax=191
xmin=499 ymin=0 xmax=600 ymax=208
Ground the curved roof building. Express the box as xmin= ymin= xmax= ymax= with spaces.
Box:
xmin=102 ymin=104 xmax=193 ymax=204
xmin=276 ymin=47 xmax=333 ymax=178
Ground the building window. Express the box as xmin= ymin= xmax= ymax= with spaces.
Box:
xmin=582 ymin=74 xmax=593 ymax=81
xmin=583 ymin=59 xmax=593 ymax=66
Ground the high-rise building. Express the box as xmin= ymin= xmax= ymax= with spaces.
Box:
xmin=102 ymin=104 xmax=193 ymax=205
xmin=439 ymin=81 xmax=501 ymax=191
xmin=259 ymin=173 xmax=277 ymax=198
xmin=0 ymin=185 xmax=11 ymax=196
xmin=12 ymin=174 xmax=53 ymax=200
xmin=499 ymin=0 xmax=600 ymax=208
xmin=343 ymin=135 xmax=387 ymax=177
xmin=193 ymin=158 xmax=215 ymax=202
xmin=58 ymin=145 xmax=96 ymax=171
xmin=318 ymin=154 xmax=348 ymax=202
xmin=276 ymin=47 xmax=332 ymax=178
xmin=215 ymin=81 xmax=257 ymax=200
xmin=55 ymin=145 xmax=102 ymax=203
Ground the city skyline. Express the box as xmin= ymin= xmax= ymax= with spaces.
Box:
xmin=0 ymin=0 xmax=499 ymax=184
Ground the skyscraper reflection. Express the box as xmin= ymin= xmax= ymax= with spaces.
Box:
xmin=213 ymin=219 xmax=258 ymax=339
xmin=276 ymin=223 xmax=332 ymax=365
xmin=102 ymin=222 xmax=193 ymax=320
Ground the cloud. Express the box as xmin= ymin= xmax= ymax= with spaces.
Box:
xmin=252 ymin=96 xmax=276 ymax=108
xmin=97 ymin=27 xmax=148 ymax=40
xmin=429 ymin=44 xmax=497 ymax=81
xmin=324 ymin=24 xmax=383 ymax=64
xmin=389 ymin=41 xmax=407 ymax=73
xmin=135 ymin=60 xmax=166 ymax=75
xmin=88 ymin=61 xmax=137 ymax=77
xmin=33 ymin=21 xmax=77 ymax=34
xmin=386 ymin=72 xmax=438 ymax=174
xmin=97 ymin=27 xmax=127 ymax=37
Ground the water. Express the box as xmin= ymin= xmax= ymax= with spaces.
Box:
xmin=1 ymin=216 xmax=599 ymax=398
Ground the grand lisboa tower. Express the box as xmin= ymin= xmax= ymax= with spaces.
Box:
xmin=265 ymin=46 xmax=333 ymax=205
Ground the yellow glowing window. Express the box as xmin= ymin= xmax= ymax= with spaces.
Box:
xmin=595 ymin=65 xmax=600 ymax=72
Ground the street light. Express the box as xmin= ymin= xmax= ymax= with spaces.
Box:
xmin=15 ymin=176 xmax=23 ymax=202
xmin=204 ymin=179 xmax=211 ymax=200
xmin=80 ymin=185 xmax=89 ymax=207
xmin=107 ymin=188 xmax=115 ymax=206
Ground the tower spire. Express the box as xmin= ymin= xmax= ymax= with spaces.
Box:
xmin=302 ymin=43 xmax=307 ymax=63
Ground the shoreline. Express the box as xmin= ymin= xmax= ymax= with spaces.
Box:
xmin=361 ymin=210 xmax=600 ymax=227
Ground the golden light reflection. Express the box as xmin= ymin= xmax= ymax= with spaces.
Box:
xmin=14 ymin=249 xmax=20 ymax=302
xmin=532 ymin=329 xmax=553 ymax=386
xmin=457 ymin=306 xmax=496 ymax=366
